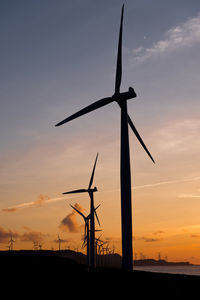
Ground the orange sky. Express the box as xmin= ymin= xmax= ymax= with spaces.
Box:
xmin=1 ymin=118 xmax=200 ymax=264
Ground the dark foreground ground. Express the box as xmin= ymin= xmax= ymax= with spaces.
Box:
xmin=1 ymin=250 xmax=200 ymax=296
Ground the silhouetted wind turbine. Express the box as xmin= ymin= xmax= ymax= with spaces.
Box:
xmin=55 ymin=5 xmax=154 ymax=271
xmin=70 ymin=203 xmax=100 ymax=267
xmin=63 ymin=153 xmax=99 ymax=268
xmin=9 ymin=233 xmax=15 ymax=251
xmin=57 ymin=234 xmax=62 ymax=251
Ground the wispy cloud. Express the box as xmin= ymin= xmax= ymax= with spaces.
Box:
xmin=0 ymin=227 xmax=19 ymax=243
xmin=137 ymin=236 xmax=162 ymax=243
xmin=20 ymin=230 xmax=46 ymax=243
xmin=2 ymin=194 xmax=50 ymax=213
xmin=132 ymin=13 xmax=200 ymax=63
xmin=0 ymin=226 xmax=47 ymax=244
xmin=133 ymin=176 xmax=200 ymax=190
xmin=178 ymin=193 xmax=200 ymax=198
xmin=191 ymin=234 xmax=200 ymax=238
xmin=152 ymin=119 xmax=200 ymax=153
xmin=3 ymin=173 xmax=200 ymax=214
xmin=135 ymin=230 xmax=165 ymax=243
xmin=1 ymin=194 xmax=81 ymax=213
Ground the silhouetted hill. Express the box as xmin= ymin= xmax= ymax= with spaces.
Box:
xmin=0 ymin=250 xmax=87 ymax=272
xmin=1 ymin=250 xmax=200 ymax=296
xmin=0 ymin=250 xmax=192 ymax=270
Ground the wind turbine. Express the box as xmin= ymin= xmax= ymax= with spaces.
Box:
xmin=55 ymin=5 xmax=154 ymax=271
xmin=57 ymin=234 xmax=62 ymax=251
xmin=9 ymin=233 xmax=15 ymax=251
xmin=70 ymin=203 xmax=100 ymax=267
xmin=63 ymin=153 xmax=99 ymax=268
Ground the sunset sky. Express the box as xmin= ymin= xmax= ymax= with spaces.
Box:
xmin=1 ymin=0 xmax=200 ymax=263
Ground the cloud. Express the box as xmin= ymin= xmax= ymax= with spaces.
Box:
xmin=33 ymin=194 xmax=50 ymax=207
xmin=0 ymin=226 xmax=49 ymax=246
xmin=178 ymin=193 xmax=200 ymax=198
xmin=59 ymin=203 xmax=84 ymax=233
xmin=135 ymin=231 xmax=165 ymax=243
xmin=2 ymin=194 xmax=50 ymax=213
xmin=1 ymin=194 xmax=80 ymax=213
xmin=20 ymin=231 xmax=46 ymax=243
xmin=191 ymin=234 xmax=200 ymax=238
xmin=132 ymin=13 xmax=200 ymax=63
xmin=137 ymin=236 xmax=162 ymax=243
xmin=2 ymin=208 xmax=17 ymax=213
xmin=152 ymin=119 xmax=200 ymax=153
xmin=0 ymin=227 xmax=19 ymax=243
xmin=153 ymin=231 xmax=165 ymax=235
xmin=133 ymin=176 xmax=200 ymax=190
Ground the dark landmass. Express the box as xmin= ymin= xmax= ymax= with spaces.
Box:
xmin=0 ymin=249 xmax=193 ymax=268
xmin=134 ymin=258 xmax=192 ymax=266
xmin=1 ymin=250 xmax=199 ymax=296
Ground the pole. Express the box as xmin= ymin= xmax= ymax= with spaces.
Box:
xmin=120 ymin=100 xmax=133 ymax=271
xmin=86 ymin=221 xmax=90 ymax=267
xmin=89 ymin=192 xmax=95 ymax=268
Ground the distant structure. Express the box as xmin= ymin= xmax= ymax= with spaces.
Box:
xmin=63 ymin=153 xmax=100 ymax=269
xmin=158 ymin=252 xmax=162 ymax=261
xmin=9 ymin=233 xmax=15 ymax=251
xmin=70 ymin=203 xmax=100 ymax=268
xmin=38 ymin=243 xmax=43 ymax=250
xmin=33 ymin=241 xmax=38 ymax=250
xmin=55 ymin=5 xmax=154 ymax=271
xmin=57 ymin=235 xmax=62 ymax=251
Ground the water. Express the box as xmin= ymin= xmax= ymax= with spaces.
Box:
xmin=134 ymin=265 xmax=200 ymax=276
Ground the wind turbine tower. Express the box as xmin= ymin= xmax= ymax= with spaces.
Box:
xmin=57 ymin=235 xmax=62 ymax=251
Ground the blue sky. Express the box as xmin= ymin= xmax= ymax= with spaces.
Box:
xmin=1 ymin=0 xmax=200 ymax=145
xmin=1 ymin=0 xmax=200 ymax=258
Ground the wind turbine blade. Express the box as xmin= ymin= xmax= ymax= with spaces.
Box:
xmin=128 ymin=115 xmax=155 ymax=164
xmin=95 ymin=210 xmax=101 ymax=227
xmin=114 ymin=4 xmax=124 ymax=94
xmin=94 ymin=204 xmax=101 ymax=211
xmin=82 ymin=239 xmax=86 ymax=249
xmin=55 ymin=97 xmax=114 ymax=127
xmin=116 ymin=99 xmax=155 ymax=163
xmin=96 ymin=233 xmax=102 ymax=242
xmin=88 ymin=153 xmax=99 ymax=189
xmin=63 ymin=189 xmax=88 ymax=194
xmin=70 ymin=204 xmax=86 ymax=220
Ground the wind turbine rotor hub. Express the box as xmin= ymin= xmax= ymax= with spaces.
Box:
xmin=112 ymin=87 xmax=137 ymax=102
xmin=89 ymin=186 xmax=98 ymax=193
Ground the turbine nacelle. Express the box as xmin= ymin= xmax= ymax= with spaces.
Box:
xmin=88 ymin=186 xmax=98 ymax=193
xmin=112 ymin=87 xmax=137 ymax=101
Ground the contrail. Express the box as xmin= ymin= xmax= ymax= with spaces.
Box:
xmin=99 ymin=176 xmax=200 ymax=193
xmin=178 ymin=194 xmax=200 ymax=198
xmin=133 ymin=176 xmax=200 ymax=190
xmin=2 ymin=176 xmax=200 ymax=212
xmin=1 ymin=195 xmax=82 ymax=213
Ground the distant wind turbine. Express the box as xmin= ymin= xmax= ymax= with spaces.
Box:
xmin=70 ymin=203 xmax=100 ymax=267
xmin=9 ymin=233 xmax=15 ymax=251
xmin=57 ymin=234 xmax=62 ymax=251
xmin=63 ymin=153 xmax=99 ymax=269
xmin=55 ymin=5 xmax=154 ymax=271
